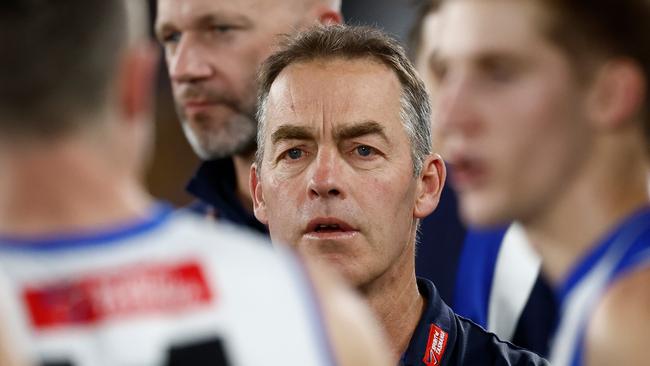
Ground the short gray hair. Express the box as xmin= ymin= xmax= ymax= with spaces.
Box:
xmin=255 ymin=25 xmax=432 ymax=176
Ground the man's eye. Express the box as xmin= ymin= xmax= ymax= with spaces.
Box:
xmin=287 ymin=148 xmax=303 ymax=160
xmin=481 ymin=60 xmax=520 ymax=83
xmin=430 ymin=62 xmax=448 ymax=83
xmin=356 ymin=145 xmax=374 ymax=157
xmin=212 ymin=25 xmax=235 ymax=34
xmin=488 ymin=66 xmax=514 ymax=82
xmin=162 ymin=32 xmax=181 ymax=44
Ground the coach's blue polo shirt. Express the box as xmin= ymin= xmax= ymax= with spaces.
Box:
xmin=186 ymin=158 xmax=268 ymax=234
xmin=400 ymin=278 xmax=547 ymax=366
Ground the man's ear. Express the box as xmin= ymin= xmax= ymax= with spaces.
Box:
xmin=250 ymin=163 xmax=269 ymax=224
xmin=585 ymin=59 xmax=646 ymax=130
xmin=311 ymin=4 xmax=342 ymax=25
xmin=118 ymin=41 xmax=159 ymax=123
xmin=414 ymin=154 xmax=446 ymax=219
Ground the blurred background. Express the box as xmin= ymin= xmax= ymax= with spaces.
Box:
xmin=145 ymin=0 xmax=421 ymax=206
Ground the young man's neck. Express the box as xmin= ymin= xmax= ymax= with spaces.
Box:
xmin=524 ymin=143 xmax=649 ymax=285
xmin=0 ymin=141 xmax=152 ymax=237
xmin=232 ymin=152 xmax=255 ymax=214
xmin=359 ymin=239 xmax=423 ymax=360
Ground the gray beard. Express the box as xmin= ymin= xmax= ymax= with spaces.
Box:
xmin=182 ymin=112 xmax=257 ymax=160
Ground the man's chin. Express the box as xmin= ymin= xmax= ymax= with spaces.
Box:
xmin=306 ymin=252 xmax=365 ymax=288
xmin=181 ymin=123 xmax=255 ymax=160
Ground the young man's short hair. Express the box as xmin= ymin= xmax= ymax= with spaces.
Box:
xmin=533 ymin=0 xmax=650 ymax=149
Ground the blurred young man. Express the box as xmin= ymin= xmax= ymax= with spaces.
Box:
xmin=155 ymin=0 xmax=341 ymax=231
xmin=251 ymin=25 xmax=547 ymax=366
xmin=434 ymin=0 xmax=650 ymax=364
xmin=410 ymin=7 xmax=544 ymax=336
xmin=410 ymin=1 xmax=556 ymax=356
xmin=0 ymin=1 xmax=390 ymax=365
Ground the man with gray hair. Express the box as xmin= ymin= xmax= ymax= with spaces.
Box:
xmin=250 ymin=24 xmax=547 ymax=366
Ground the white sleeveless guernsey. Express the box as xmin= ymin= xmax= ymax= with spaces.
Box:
xmin=0 ymin=205 xmax=334 ymax=366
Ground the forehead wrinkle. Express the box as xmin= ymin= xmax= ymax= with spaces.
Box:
xmin=196 ymin=13 xmax=253 ymax=28
xmin=154 ymin=12 xmax=208 ymax=37
xmin=156 ymin=0 xmax=262 ymax=30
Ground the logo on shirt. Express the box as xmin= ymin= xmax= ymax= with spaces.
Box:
xmin=423 ymin=323 xmax=448 ymax=366
xmin=23 ymin=260 xmax=213 ymax=329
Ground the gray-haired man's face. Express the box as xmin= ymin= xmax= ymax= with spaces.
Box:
xmin=252 ymin=58 xmax=440 ymax=288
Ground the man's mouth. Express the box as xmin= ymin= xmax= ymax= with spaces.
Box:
xmin=314 ymin=224 xmax=343 ymax=233
xmin=182 ymin=99 xmax=217 ymax=114
xmin=304 ymin=218 xmax=359 ymax=239
xmin=447 ymin=152 xmax=488 ymax=191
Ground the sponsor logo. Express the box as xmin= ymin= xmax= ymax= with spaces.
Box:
xmin=23 ymin=261 xmax=213 ymax=329
xmin=423 ymin=323 xmax=448 ymax=366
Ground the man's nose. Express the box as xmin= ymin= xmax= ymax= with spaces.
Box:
xmin=435 ymin=73 xmax=479 ymax=138
xmin=168 ymin=35 xmax=214 ymax=83
xmin=307 ymin=149 xmax=345 ymax=200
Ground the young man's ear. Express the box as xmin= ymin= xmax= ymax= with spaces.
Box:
xmin=250 ymin=164 xmax=269 ymax=224
xmin=119 ymin=41 xmax=159 ymax=123
xmin=414 ymin=154 xmax=446 ymax=219
xmin=586 ymin=59 xmax=646 ymax=130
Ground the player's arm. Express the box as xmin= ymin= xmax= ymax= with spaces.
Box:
xmin=0 ymin=276 xmax=29 ymax=366
xmin=0 ymin=326 xmax=28 ymax=366
xmin=585 ymin=267 xmax=650 ymax=366
xmin=303 ymin=257 xmax=394 ymax=366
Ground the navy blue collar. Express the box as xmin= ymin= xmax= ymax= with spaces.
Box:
xmin=186 ymin=158 xmax=268 ymax=234
xmin=401 ymin=278 xmax=457 ymax=366
xmin=402 ymin=280 xmax=548 ymax=366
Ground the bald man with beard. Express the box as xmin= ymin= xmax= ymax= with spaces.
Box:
xmin=155 ymin=0 xmax=342 ymax=231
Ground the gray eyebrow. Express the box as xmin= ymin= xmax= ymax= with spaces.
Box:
xmin=271 ymin=125 xmax=314 ymax=145
xmin=334 ymin=121 xmax=388 ymax=143
xmin=270 ymin=120 xmax=388 ymax=146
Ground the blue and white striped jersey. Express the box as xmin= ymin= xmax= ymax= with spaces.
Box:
xmin=549 ymin=206 xmax=650 ymax=366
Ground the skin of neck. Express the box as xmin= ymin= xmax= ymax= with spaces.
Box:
xmin=357 ymin=223 xmax=424 ymax=361
xmin=0 ymin=130 xmax=153 ymax=237
xmin=523 ymin=130 xmax=650 ymax=285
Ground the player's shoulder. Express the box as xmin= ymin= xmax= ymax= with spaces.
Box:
xmin=163 ymin=210 xmax=300 ymax=277
xmin=585 ymin=266 xmax=650 ymax=366
xmin=165 ymin=210 xmax=274 ymax=252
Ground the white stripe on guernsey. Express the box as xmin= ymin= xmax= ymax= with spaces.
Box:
xmin=487 ymin=223 xmax=541 ymax=341
xmin=549 ymin=223 xmax=648 ymax=366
